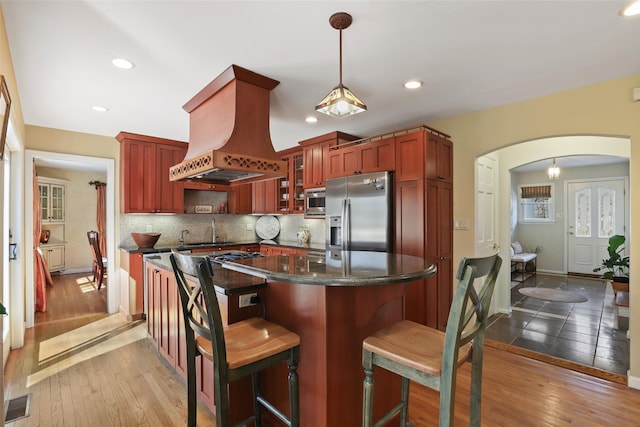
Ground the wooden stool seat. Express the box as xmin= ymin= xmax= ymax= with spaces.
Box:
xmin=196 ymin=317 xmax=301 ymax=369
xmin=363 ymin=320 xmax=471 ymax=377
xmin=362 ymin=254 xmax=502 ymax=427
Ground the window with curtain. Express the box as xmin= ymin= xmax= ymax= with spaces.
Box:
xmin=519 ymin=184 xmax=555 ymax=223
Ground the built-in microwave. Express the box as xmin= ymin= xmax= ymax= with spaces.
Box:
xmin=304 ymin=188 xmax=325 ymax=218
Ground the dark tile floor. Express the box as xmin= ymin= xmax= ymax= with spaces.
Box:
xmin=486 ymin=273 xmax=630 ymax=375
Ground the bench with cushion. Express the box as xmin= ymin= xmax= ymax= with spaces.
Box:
xmin=510 ymin=241 xmax=537 ymax=282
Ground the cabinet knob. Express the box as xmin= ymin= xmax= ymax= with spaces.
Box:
xmin=438 ymin=176 xmax=446 ymax=180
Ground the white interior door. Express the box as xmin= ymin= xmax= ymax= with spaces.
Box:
xmin=475 ymin=155 xmax=498 ymax=255
xmin=567 ymin=179 xmax=626 ymax=275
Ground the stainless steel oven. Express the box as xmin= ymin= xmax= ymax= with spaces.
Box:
xmin=304 ymin=188 xmax=325 ymax=218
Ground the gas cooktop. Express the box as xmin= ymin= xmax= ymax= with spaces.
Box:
xmin=209 ymin=251 xmax=263 ymax=263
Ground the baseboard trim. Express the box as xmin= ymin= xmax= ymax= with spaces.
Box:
xmin=628 ymin=373 xmax=640 ymax=390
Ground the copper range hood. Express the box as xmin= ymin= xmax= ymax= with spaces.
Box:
xmin=170 ymin=65 xmax=287 ymax=185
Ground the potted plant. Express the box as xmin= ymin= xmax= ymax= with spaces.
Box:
xmin=593 ymin=234 xmax=630 ymax=294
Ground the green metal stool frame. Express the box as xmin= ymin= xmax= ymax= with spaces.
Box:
xmin=171 ymin=252 xmax=301 ymax=427
xmin=362 ymin=254 xmax=502 ymax=427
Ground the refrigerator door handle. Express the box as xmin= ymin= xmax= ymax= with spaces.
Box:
xmin=343 ymin=199 xmax=351 ymax=250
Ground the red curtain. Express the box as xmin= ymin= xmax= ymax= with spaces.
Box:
xmin=34 ymin=162 xmax=53 ymax=312
xmin=96 ymin=183 xmax=106 ymax=256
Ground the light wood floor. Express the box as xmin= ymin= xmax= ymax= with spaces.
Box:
xmin=5 ymin=273 xmax=640 ymax=426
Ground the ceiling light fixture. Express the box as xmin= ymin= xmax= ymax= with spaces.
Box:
xmin=548 ymin=158 xmax=560 ymax=180
xmin=112 ymin=57 xmax=135 ymax=69
xmin=315 ymin=12 xmax=367 ymax=118
xmin=621 ymin=0 xmax=640 ymax=16
xmin=404 ymin=80 xmax=423 ymax=89
xmin=305 ymin=116 xmax=318 ymax=123
xmin=91 ymin=105 xmax=109 ymax=112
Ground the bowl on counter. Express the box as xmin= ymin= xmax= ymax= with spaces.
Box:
xmin=131 ymin=232 xmax=161 ymax=248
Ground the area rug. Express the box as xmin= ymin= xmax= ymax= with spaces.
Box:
xmin=518 ymin=287 xmax=588 ymax=303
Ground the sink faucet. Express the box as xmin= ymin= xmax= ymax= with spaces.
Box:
xmin=179 ymin=229 xmax=189 ymax=245
xmin=212 ymin=219 xmax=216 ymax=243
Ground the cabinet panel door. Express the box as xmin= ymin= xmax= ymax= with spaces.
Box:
xmin=359 ymin=138 xmax=396 ymax=174
xmin=303 ymin=144 xmax=326 ymax=188
xmin=229 ymin=183 xmax=252 ymax=214
xmin=395 ymin=132 xmax=425 ymax=181
xmin=327 ymin=146 xmax=358 ymax=179
xmin=49 ymin=184 xmax=65 ymax=222
xmin=156 ymin=144 xmax=187 ymax=213
xmin=426 ymin=135 xmax=453 ymax=182
xmin=158 ymin=270 xmax=177 ymax=367
xmin=426 ymin=179 xmax=453 ymax=330
xmin=252 ymin=180 xmax=278 ymax=214
xmin=123 ymin=140 xmax=157 ymax=213
xmin=394 ymin=179 xmax=426 ymax=325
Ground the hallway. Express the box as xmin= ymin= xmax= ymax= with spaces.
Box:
xmin=486 ymin=273 xmax=629 ymax=378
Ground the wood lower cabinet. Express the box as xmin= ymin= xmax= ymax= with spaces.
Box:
xmin=145 ymin=259 xmax=262 ymax=420
xmin=117 ymin=132 xmax=188 ymax=214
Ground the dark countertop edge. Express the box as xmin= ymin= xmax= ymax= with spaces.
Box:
xmin=144 ymin=253 xmax=267 ymax=295
xmin=119 ymin=239 xmax=325 ymax=253
xmin=220 ymin=261 xmax=437 ymax=287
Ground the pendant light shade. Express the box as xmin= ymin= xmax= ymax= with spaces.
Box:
xmin=548 ymin=158 xmax=560 ymax=180
xmin=315 ymin=12 xmax=367 ymax=118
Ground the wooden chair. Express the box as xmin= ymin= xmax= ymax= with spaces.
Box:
xmin=362 ymin=253 xmax=502 ymax=427
xmin=170 ymin=252 xmax=301 ymax=427
xmin=87 ymin=231 xmax=107 ymax=290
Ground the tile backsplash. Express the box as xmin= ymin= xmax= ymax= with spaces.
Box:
xmin=120 ymin=214 xmax=325 ymax=247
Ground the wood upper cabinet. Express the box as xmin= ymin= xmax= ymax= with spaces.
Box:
xmin=395 ymin=128 xmax=453 ymax=183
xmin=117 ymin=132 xmax=188 ymax=213
xmin=251 ymin=179 xmax=278 ymax=214
xmin=299 ymin=131 xmax=360 ymax=188
xmin=426 ymin=135 xmax=453 ymax=182
xmin=228 ymin=183 xmax=252 ymax=214
xmin=395 ymin=131 xmax=426 ymax=182
xmin=276 ymin=148 xmax=304 ymax=214
xmin=326 ymin=137 xmax=396 ymax=179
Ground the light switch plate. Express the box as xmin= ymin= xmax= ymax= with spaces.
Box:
xmin=633 ymin=87 xmax=640 ymax=102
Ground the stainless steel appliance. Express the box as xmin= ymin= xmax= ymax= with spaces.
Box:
xmin=304 ymin=188 xmax=326 ymax=218
xmin=325 ymin=171 xmax=393 ymax=252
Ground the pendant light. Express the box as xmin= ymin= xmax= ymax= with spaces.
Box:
xmin=548 ymin=158 xmax=560 ymax=180
xmin=315 ymin=12 xmax=367 ymax=118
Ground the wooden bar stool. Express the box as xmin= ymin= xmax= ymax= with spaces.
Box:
xmin=170 ymin=252 xmax=301 ymax=427
xmin=362 ymin=254 xmax=502 ymax=427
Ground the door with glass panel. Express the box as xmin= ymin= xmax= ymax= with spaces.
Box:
xmin=567 ymin=179 xmax=626 ymax=275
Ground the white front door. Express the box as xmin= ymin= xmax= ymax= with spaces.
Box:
xmin=567 ymin=179 xmax=626 ymax=275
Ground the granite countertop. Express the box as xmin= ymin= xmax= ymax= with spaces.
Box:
xmin=144 ymin=252 xmax=267 ymax=295
xmin=119 ymin=239 xmax=325 ymax=254
xmin=218 ymin=250 xmax=437 ymax=287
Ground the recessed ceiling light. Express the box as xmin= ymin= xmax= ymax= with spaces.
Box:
xmin=91 ymin=105 xmax=109 ymax=112
xmin=621 ymin=0 xmax=640 ymax=16
xmin=305 ymin=116 xmax=318 ymax=123
xmin=404 ymin=80 xmax=423 ymax=89
xmin=112 ymin=57 xmax=135 ymax=69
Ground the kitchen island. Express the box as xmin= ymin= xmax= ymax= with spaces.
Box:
xmin=215 ymin=250 xmax=437 ymax=427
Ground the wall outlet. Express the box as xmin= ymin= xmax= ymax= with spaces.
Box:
xmin=246 ymin=223 xmax=253 ymax=231
xmin=239 ymin=293 xmax=258 ymax=308
xmin=145 ymin=224 xmax=153 ymax=232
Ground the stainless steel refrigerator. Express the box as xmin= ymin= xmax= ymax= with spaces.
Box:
xmin=325 ymin=171 xmax=393 ymax=252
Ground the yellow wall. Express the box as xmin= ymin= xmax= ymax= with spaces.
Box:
xmin=430 ymin=74 xmax=640 ymax=380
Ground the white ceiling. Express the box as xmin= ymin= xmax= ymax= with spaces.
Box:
xmin=3 ymin=1 xmax=639 ymax=153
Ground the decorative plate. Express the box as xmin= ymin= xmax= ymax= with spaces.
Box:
xmin=255 ymin=215 xmax=280 ymax=240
